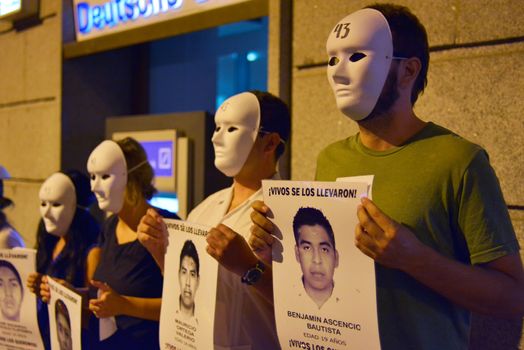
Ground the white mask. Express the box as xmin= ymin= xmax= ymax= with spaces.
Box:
xmin=87 ymin=140 xmax=127 ymax=213
xmin=326 ymin=8 xmax=395 ymax=121
xmin=39 ymin=173 xmax=77 ymax=237
xmin=212 ymin=92 xmax=260 ymax=177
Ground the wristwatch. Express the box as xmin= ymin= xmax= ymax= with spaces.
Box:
xmin=241 ymin=261 xmax=266 ymax=285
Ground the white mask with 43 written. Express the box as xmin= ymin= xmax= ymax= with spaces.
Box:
xmin=326 ymin=8 xmax=396 ymax=121
xmin=39 ymin=173 xmax=77 ymax=237
xmin=87 ymin=140 xmax=127 ymax=213
xmin=212 ymin=92 xmax=261 ymax=177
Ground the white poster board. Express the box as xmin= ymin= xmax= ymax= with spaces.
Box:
xmin=0 ymin=248 xmax=44 ymax=349
xmin=47 ymin=278 xmax=82 ymax=350
xmin=263 ymin=180 xmax=380 ymax=350
xmin=159 ymin=220 xmax=218 ymax=350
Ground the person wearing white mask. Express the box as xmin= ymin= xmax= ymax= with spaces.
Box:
xmin=0 ymin=166 xmax=25 ymax=249
xmin=87 ymin=137 xmax=178 ymax=350
xmin=250 ymin=4 xmax=523 ymax=350
xmin=27 ymin=170 xmax=100 ymax=349
xmin=138 ymin=90 xmax=290 ymax=349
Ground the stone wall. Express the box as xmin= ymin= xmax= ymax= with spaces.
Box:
xmin=0 ymin=0 xmax=62 ymax=248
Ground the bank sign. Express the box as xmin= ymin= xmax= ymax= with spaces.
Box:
xmin=140 ymin=140 xmax=174 ymax=177
xmin=73 ymin=0 xmax=250 ymax=41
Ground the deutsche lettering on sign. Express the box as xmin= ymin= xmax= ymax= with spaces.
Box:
xmin=76 ymin=0 xmax=184 ymax=34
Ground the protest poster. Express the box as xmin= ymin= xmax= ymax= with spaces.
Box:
xmin=0 ymin=248 xmax=44 ymax=349
xmin=159 ymin=220 xmax=218 ymax=350
xmin=337 ymin=175 xmax=374 ymax=199
xmin=47 ymin=277 xmax=82 ymax=350
xmin=263 ymin=180 xmax=380 ymax=350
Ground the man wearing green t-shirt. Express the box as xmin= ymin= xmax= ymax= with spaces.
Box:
xmin=250 ymin=3 xmax=524 ymax=349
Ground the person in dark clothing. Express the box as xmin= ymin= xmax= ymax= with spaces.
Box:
xmin=27 ymin=170 xmax=100 ymax=349
xmin=87 ymin=137 xmax=178 ymax=349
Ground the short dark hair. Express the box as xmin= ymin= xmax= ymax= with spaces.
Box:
xmin=179 ymin=240 xmax=200 ymax=277
xmin=0 ymin=179 xmax=13 ymax=210
xmin=366 ymin=3 xmax=429 ymax=104
xmin=0 ymin=179 xmax=14 ymax=230
xmin=55 ymin=299 xmax=71 ymax=326
xmin=292 ymin=207 xmax=336 ymax=250
xmin=116 ymin=137 xmax=157 ymax=202
xmin=250 ymin=90 xmax=291 ymax=159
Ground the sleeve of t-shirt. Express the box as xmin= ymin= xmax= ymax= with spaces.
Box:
xmin=7 ymin=230 xmax=24 ymax=248
xmin=0 ymin=231 xmax=11 ymax=249
xmin=0 ymin=229 xmax=24 ymax=249
xmin=457 ymin=150 xmax=519 ymax=265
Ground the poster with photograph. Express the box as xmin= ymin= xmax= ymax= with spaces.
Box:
xmin=159 ymin=220 xmax=218 ymax=350
xmin=47 ymin=277 xmax=82 ymax=350
xmin=263 ymin=180 xmax=380 ymax=350
xmin=0 ymin=248 xmax=44 ymax=349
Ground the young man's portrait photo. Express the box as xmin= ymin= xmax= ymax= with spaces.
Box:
xmin=178 ymin=240 xmax=200 ymax=321
xmin=0 ymin=259 xmax=23 ymax=322
xmin=293 ymin=207 xmax=339 ymax=309
xmin=55 ymin=299 xmax=72 ymax=350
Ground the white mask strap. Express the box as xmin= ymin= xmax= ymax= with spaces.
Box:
xmin=128 ymin=160 xmax=148 ymax=174
xmin=258 ymin=127 xmax=286 ymax=146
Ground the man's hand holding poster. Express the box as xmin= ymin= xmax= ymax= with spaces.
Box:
xmin=159 ymin=219 xmax=218 ymax=350
xmin=0 ymin=248 xmax=44 ymax=349
xmin=263 ymin=180 xmax=380 ymax=350
xmin=47 ymin=277 xmax=81 ymax=350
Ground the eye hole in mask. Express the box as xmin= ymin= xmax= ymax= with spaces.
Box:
xmin=40 ymin=201 xmax=47 ymax=207
xmin=349 ymin=52 xmax=367 ymax=62
xmin=52 ymin=202 xmax=62 ymax=208
xmin=227 ymin=126 xmax=238 ymax=132
xmin=328 ymin=57 xmax=339 ymax=66
xmin=214 ymin=126 xmax=221 ymax=132
xmin=102 ymin=174 xmax=110 ymax=180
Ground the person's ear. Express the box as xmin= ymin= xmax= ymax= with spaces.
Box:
xmin=335 ymin=249 xmax=339 ymax=268
xmin=398 ymin=57 xmax=421 ymax=90
xmin=263 ymin=133 xmax=281 ymax=154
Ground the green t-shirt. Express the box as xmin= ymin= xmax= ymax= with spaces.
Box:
xmin=315 ymin=122 xmax=518 ymax=350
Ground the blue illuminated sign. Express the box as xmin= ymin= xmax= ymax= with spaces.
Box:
xmin=76 ymin=0 xmax=186 ymax=35
xmin=73 ymin=0 xmax=259 ymax=42
xmin=140 ymin=140 xmax=174 ymax=177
